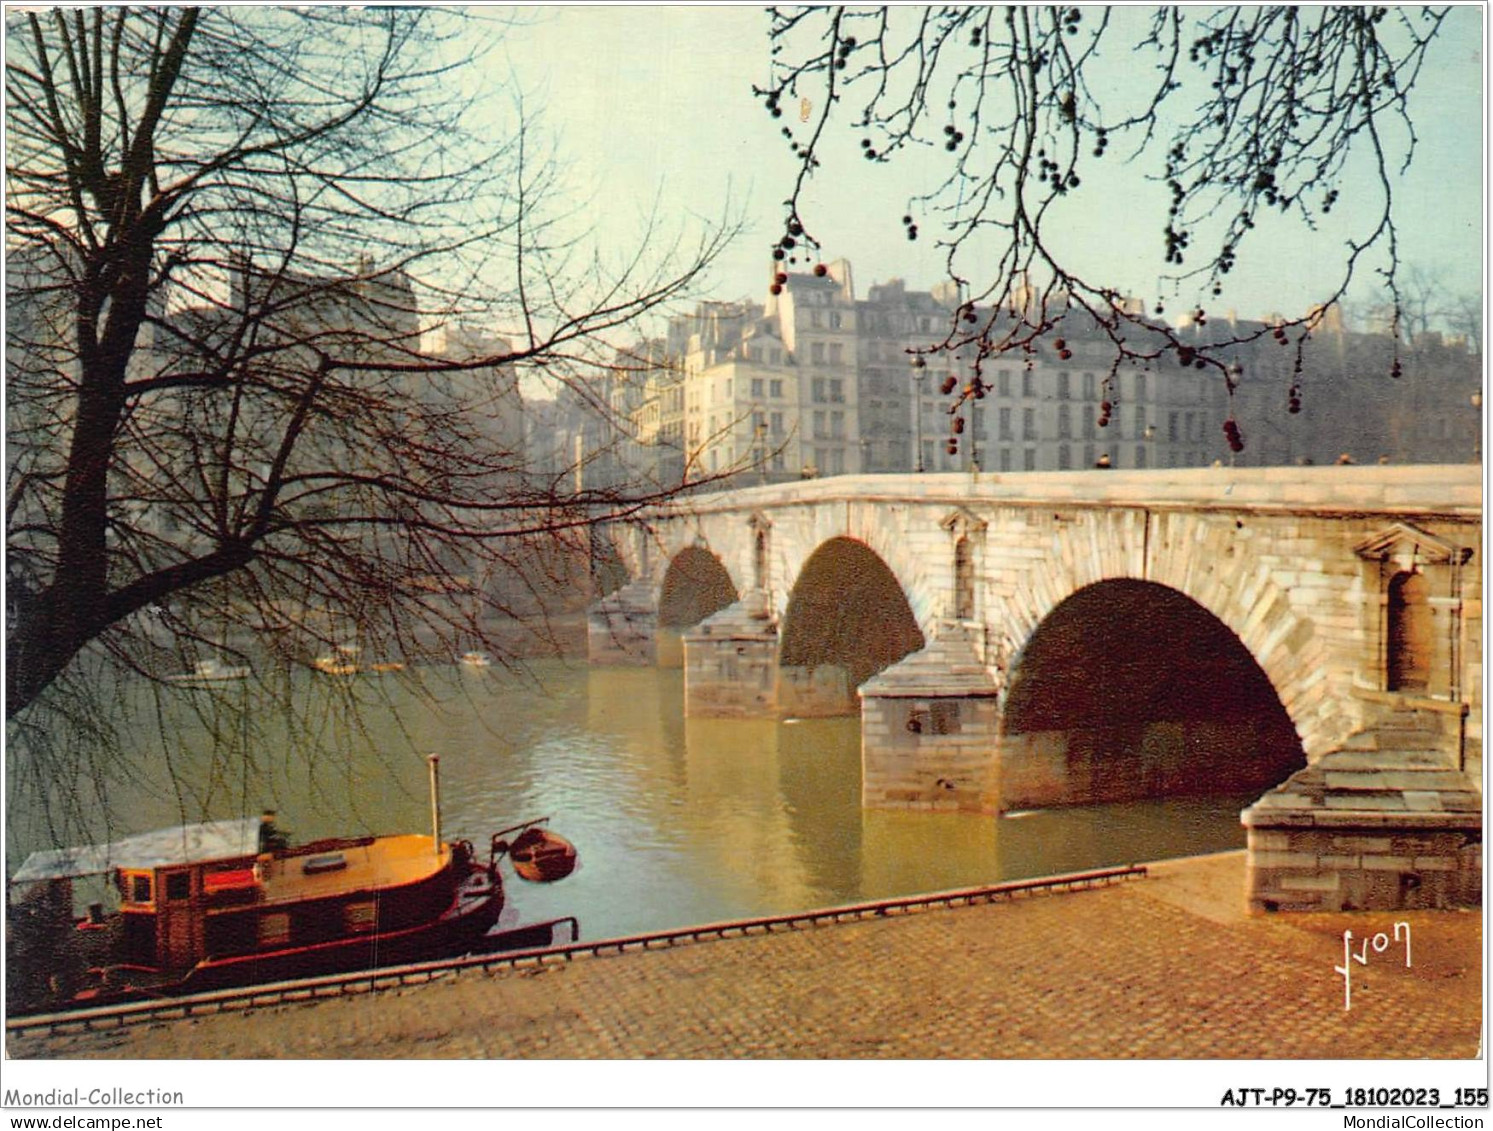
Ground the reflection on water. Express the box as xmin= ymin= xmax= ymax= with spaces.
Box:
xmin=6 ymin=661 xmax=1256 ymax=939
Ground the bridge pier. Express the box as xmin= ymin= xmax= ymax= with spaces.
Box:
xmin=681 ymin=593 xmax=779 ymax=718
xmin=1243 ymin=707 xmax=1482 ymax=912
xmin=858 ymin=627 xmax=1002 ymax=813
xmin=587 ymin=581 xmax=658 ymax=665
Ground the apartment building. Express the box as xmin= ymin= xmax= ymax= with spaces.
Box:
xmin=579 ymin=260 xmax=1480 ymax=490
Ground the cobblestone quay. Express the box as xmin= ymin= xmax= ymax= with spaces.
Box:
xmin=10 ymin=853 xmax=1480 ymax=1060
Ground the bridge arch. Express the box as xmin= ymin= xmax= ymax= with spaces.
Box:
xmin=998 ymin=578 xmax=1306 ymax=808
xmin=778 ymin=537 xmax=925 ymax=716
xmin=656 ymin=546 xmax=738 ymax=667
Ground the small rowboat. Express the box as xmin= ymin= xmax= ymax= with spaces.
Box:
xmin=505 ymin=826 xmax=578 ymax=884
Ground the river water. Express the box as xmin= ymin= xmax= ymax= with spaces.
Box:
xmin=5 ymin=661 xmax=1256 ymax=940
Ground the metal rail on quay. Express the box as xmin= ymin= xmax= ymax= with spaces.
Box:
xmin=7 ymin=863 xmax=1147 ymax=1040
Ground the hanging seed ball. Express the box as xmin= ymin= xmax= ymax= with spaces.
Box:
xmin=774 ymin=272 xmax=788 ymax=285
xmin=1054 ymin=338 xmax=1066 ymax=350
xmin=770 ymin=283 xmax=783 ymax=296
xmin=788 ymin=220 xmax=804 ymax=236
xmin=940 ymin=375 xmax=958 ymax=395
xmin=947 ymin=439 xmax=959 ymax=455
xmin=773 ymin=248 xmax=785 ymax=261
xmin=1059 ymin=348 xmax=1073 ymax=361
xmin=953 ymin=417 xmax=965 ymax=434
xmin=814 ymin=263 xmax=828 ymax=277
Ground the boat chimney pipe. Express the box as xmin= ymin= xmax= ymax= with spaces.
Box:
xmin=427 ymin=754 xmax=442 ymax=858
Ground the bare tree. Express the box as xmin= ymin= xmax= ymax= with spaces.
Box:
xmin=5 ymin=5 xmax=737 ymax=834
xmin=758 ymin=5 xmax=1452 ymax=450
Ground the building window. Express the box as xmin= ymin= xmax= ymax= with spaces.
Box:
xmin=1057 ymin=404 xmax=1071 ymax=439
xmin=998 ymin=370 xmax=1012 ymax=397
xmin=751 ymin=378 xmax=764 ymax=398
xmin=1185 ymin=412 xmax=1196 ymax=441
xmin=829 ymin=377 xmax=844 ymax=402
xmin=813 ymin=410 xmax=826 ymax=439
xmin=811 ymin=342 xmax=825 ymax=364
xmin=1057 ymin=371 xmax=1071 ymax=400
xmin=1083 ymin=371 xmax=1096 ymax=400
xmin=811 ymin=311 xmax=823 ymax=328
xmin=772 ymin=450 xmax=785 ymax=470
xmin=1135 ymin=373 xmax=1147 ymax=402
xmin=1022 ymin=370 xmax=1035 ymax=398
xmin=998 ymin=407 xmax=1012 ymax=440
xmin=1083 ymin=407 xmax=1095 ymax=439
xmin=129 ymin=873 xmax=152 ymax=903
xmin=1058 ymin=444 xmax=1071 ymax=469
xmin=165 ymin=872 xmax=191 ymax=901
xmin=1023 ymin=448 xmax=1036 ymax=471
xmin=770 ymin=412 xmax=783 ymax=434
xmin=829 ymin=342 xmax=843 ymax=366
xmin=830 ymin=411 xmax=844 ymax=439
xmin=1023 ymin=407 xmax=1036 ymax=440
xmin=1083 ymin=444 xmax=1095 ymax=469
xmin=812 ymin=377 xmax=826 ymax=402
xmin=830 ymin=311 xmax=843 ymax=329
xmin=770 ymin=378 xmax=783 ymax=397
xmin=1135 ymin=445 xmax=1148 ymax=468
xmin=1169 ymin=412 xmax=1180 ymax=442
xmin=1135 ymin=406 xmax=1146 ymax=436
xmin=999 ymin=448 xmax=1012 ymax=472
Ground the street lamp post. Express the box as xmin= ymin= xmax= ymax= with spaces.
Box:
xmin=912 ymin=366 xmax=925 ymax=473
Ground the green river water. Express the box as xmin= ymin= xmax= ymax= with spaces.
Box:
xmin=5 ymin=660 xmax=1256 ymax=940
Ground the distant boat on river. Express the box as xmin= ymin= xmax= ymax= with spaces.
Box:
xmin=313 ymin=643 xmax=361 ymax=675
xmin=165 ymin=658 xmax=250 ymax=686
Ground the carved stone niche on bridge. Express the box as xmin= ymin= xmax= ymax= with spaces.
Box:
xmin=587 ymin=580 xmax=659 ymax=666
xmin=857 ymin=625 xmax=1001 ymax=814
xmin=1352 ymin=522 xmax=1474 ymax=705
xmin=681 ymin=590 xmax=779 ymax=718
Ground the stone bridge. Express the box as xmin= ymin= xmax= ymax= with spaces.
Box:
xmin=588 ymin=466 xmax=1482 ymax=912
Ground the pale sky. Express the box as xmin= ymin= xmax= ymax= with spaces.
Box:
xmin=484 ymin=5 xmax=1482 ymax=331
